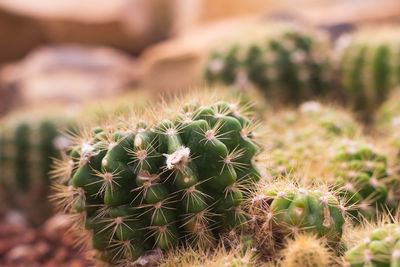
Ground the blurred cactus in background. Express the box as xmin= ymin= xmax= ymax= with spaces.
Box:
xmin=205 ymin=25 xmax=332 ymax=105
xmin=335 ymin=26 xmax=400 ymax=121
xmin=0 ymin=112 xmax=73 ymax=224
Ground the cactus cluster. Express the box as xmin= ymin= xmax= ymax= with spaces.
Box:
xmin=248 ymin=181 xmax=345 ymax=257
xmin=329 ymin=141 xmax=399 ymax=219
xmin=345 ymin=224 xmax=400 ymax=267
xmin=52 ymin=96 xmax=260 ymax=265
xmin=205 ymin=29 xmax=331 ymax=104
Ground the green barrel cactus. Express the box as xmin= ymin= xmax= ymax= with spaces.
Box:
xmin=205 ymin=29 xmax=331 ymax=105
xmin=248 ymin=182 xmax=345 ymax=256
xmin=337 ymin=27 xmax=400 ymax=120
xmin=0 ymin=119 xmax=66 ymax=192
xmin=345 ymin=224 xmax=400 ymax=267
xmin=329 ymin=141 xmax=398 ymax=219
xmin=52 ymin=98 xmax=260 ymax=265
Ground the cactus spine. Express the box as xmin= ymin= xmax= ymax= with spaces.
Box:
xmin=52 ymin=96 xmax=260 ymax=265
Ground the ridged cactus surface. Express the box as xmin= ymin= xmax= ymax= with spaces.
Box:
xmin=345 ymin=224 xmax=400 ymax=267
xmin=330 ymin=141 xmax=398 ymax=219
xmin=248 ymin=182 xmax=345 ymax=257
xmin=53 ymin=97 xmax=260 ymax=265
xmin=205 ymin=29 xmax=331 ymax=104
xmin=0 ymin=119 xmax=62 ymax=191
xmin=336 ymin=27 xmax=400 ymax=119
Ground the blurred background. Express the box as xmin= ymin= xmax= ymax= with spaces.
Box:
xmin=0 ymin=0 xmax=399 ymax=266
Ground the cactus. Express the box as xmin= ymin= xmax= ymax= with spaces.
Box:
xmin=329 ymin=140 xmax=399 ymax=219
xmin=52 ymin=96 xmax=260 ymax=265
xmin=160 ymin=240 xmax=256 ymax=267
xmin=336 ymin=27 xmax=400 ymax=121
xmin=205 ymin=28 xmax=331 ymax=104
xmin=263 ymin=101 xmax=358 ymax=180
xmin=280 ymin=234 xmax=332 ymax=267
xmin=0 ymin=119 xmax=65 ymax=192
xmin=248 ymin=181 xmax=345 ymax=258
xmin=345 ymin=224 xmax=400 ymax=267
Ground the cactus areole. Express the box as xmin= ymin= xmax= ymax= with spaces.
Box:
xmin=53 ymin=100 xmax=260 ymax=264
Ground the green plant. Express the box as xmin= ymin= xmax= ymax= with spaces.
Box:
xmin=0 ymin=119 xmax=66 ymax=191
xmin=345 ymin=224 xmax=400 ymax=267
xmin=205 ymin=29 xmax=331 ymax=105
xmin=337 ymin=28 xmax=400 ymax=121
xmin=280 ymin=233 xmax=332 ymax=267
xmin=329 ymin=141 xmax=398 ymax=219
xmin=52 ymin=96 xmax=260 ymax=265
xmin=248 ymin=181 xmax=345 ymax=258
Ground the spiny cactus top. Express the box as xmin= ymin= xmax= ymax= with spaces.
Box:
xmin=248 ymin=182 xmax=345 ymax=257
xmin=281 ymin=234 xmax=332 ymax=267
xmin=345 ymin=224 xmax=400 ymax=267
xmin=52 ymin=97 xmax=260 ymax=265
xmin=329 ymin=141 xmax=399 ymax=219
xmin=205 ymin=29 xmax=331 ymax=104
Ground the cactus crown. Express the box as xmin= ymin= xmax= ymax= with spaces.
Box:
xmin=52 ymin=94 xmax=260 ymax=265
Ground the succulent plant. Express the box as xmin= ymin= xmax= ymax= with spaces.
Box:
xmin=280 ymin=233 xmax=332 ymax=267
xmin=329 ymin=141 xmax=399 ymax=219
xmin=0 ymin=119 xmax=67 ymax=191
xmin=52 ymin=96 xmax=260 ymax=265
xmin=345 ymin=224 xmax=400 ymax=267
xmin=205 ymin=29 xmax=331 ymax=104
xmin=336 ymin=27 xmax=400 ymax=121
xmin=248 ymin=181 xmax=346 ymax=258
xmin=160 ymin=239 xmax=256 ymax=267
xmin=263 ymin=101 xmax=358 ymax=180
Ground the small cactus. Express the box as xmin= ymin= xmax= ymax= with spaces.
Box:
xmin=345 ymin=224 xmax=400 ymax=267
xmin=329 ymin=140 xmax=398 ymax=219
xmin=161 ymin=240 xmax=256 ymax=267
xmin=248 ymin=181 xmax=346 ymax=257
xmin=52 ymin=95 xmax=260 ymax=265
xmin=0 ymin=119 xmax=67 ymax=192
xmin=336 ymin=27 xmax=400 ymax=121
xmin=205 ymin=29 xmax=331 ymax=104
xmin=280 ymin=233 xmax=332 ymax=267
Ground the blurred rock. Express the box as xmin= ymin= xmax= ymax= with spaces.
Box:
xmin=138 ymin=16 xmax=260 ymax=92
xmin=173 ymin=0 xmax=280 ymax=34
xmin=0 ymin=214 xmax=87 ymax=266
xmin=0 ymin=45 xmax=138 ymax=109
xmin=0 ymin=0 xmax=176 ymax=63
